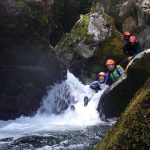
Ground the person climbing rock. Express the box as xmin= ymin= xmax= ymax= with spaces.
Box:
xmin=105 ymin=59 xmax=125 ymax=86
xmin=123 ymin=31 xmax=131 ymax=44
xmin=90 ymin=72 xmax=107 ymax=92
xmin=123 ymin=35 xmax=142 ymax=62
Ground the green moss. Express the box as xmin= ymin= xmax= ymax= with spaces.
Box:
xmin=54 ymin=13 xmax=91 ymax=53
xmin=94 ymin=79 xmax=150 ymax=150
xmin=71 ymin=14 xmax=90 ymax=39
xmin=100 ymin=37 xmax=123 ymax=56
xmin=88 ymin=36 xmax=123 ymax=74
xmin=84 ymin=34 xmax=94 ymax=45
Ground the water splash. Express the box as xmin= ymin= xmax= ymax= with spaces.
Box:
xmin=0 ymin=71 xmax=109 ymax=139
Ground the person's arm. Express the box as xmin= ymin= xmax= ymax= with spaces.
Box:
xmin=90 ymin=81 xmax=101 ymax=90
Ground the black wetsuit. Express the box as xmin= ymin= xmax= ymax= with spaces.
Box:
xmin=123 ymin=41 xmax=142 ymax=57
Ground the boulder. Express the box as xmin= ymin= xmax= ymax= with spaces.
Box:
xmin=98 ymin=49 xmax=150 ymax=118
xmin=75 ymin=12 xmax=114 ymax=59
xmin=54 ymin=11 xmax=123 ymax=83
xmin=95 ymin=78 xmax=150 ymax=150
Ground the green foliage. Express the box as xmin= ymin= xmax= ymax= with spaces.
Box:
xmin=71 ymin=14 xmax=90 ymax=39
xmin=94 ymin=79 xmax=150 ymax=150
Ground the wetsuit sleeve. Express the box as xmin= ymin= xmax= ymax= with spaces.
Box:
xmin=90 ymin=81 xmax=101 ymax=90
xmin=133 ymin=42 xmax=142 ymax=57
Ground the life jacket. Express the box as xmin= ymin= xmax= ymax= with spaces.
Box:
xmin=109 ymin=69 xmax=120 ymax=82
xmin=108 ymin=65 xmax=126 ymax=83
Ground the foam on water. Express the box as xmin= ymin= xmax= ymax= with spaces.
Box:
xmin=0 ymin=71 xmax=108 ymax=139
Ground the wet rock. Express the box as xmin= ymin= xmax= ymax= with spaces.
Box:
xmin=95 ymin=78 xmax=150 ymax=150
xmin=98 ymin=49 xmax=150 ymax=118
xmin=0 ymin=0 xmax=67 ymax=120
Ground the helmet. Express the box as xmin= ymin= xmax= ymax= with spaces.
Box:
xmin=106 ymin=59 xmax=115 ymax=66
xmin=129 ymin=36 xmax=136 ymax=43
xmin=123 ymin=31 xmax=131 ymax=37
xmin=98 ymin=72 xmax=106 ymax=78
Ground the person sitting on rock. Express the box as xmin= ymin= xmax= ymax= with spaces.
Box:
xmin=105 ymin=59 xmax=125 ymax=86
xmin=123 ymin=31 xmax=131 ymax=44
xmin=90 ymin=72 xmax=107 ymax=92
xmin=123 ymin=35 xmax=142 ymax=62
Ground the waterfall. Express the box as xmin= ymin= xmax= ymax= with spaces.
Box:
xmin=0 ymin=71 xmax=109 ymax=138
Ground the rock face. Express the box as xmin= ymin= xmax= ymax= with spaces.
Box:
xmin=75 ymin=12 xmax=114 ymax=59
xmin=120 ymin=0 xmax=150 ymax=50
xmin=94 ymin=78 xmax=150 ymax=150
xmin=0 ymin=0 xmax=53 ymax=46
xmin=0 ymin=0 xmax=66 ymax=120
xmin=54 ymin=9 xmax=123 ymax=83
xmin=92 ymin=0 xmax=125 ymax=31
xmin=98 ymin=49 xmax=150 ymax=118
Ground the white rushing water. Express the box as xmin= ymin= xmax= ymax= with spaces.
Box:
xmin=0 ymin=71 xmax=108 ymax=139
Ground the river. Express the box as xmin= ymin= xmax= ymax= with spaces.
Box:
xmin=0 ymin=71 xmax=115 ymax=150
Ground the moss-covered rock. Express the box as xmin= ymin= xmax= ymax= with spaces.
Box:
xmin=89 ymin=36 xmax=123 ymax=73
xmin=54 ymin=13 xmax=91 ymax=54
xmin=94 ymin=78 xmax=150 ymax=150
xmin=54 ymin=9 xmax=124 ymax=82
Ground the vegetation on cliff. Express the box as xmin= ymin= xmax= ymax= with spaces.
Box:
xmin=94 ymin=78 xmax=150 ymax=150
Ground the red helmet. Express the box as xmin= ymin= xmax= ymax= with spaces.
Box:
xmin=106 ymin=59 xmax=115 ymax=66
xmin=129 ymin=36 xmax=136 ymax=43
xmin=98 ymin=72 xmax=106 ymax=78
xmin=123 ymin=31 xmax=131 ymax=37
xmin=123 ymin=31 xmax=131 ymax=40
